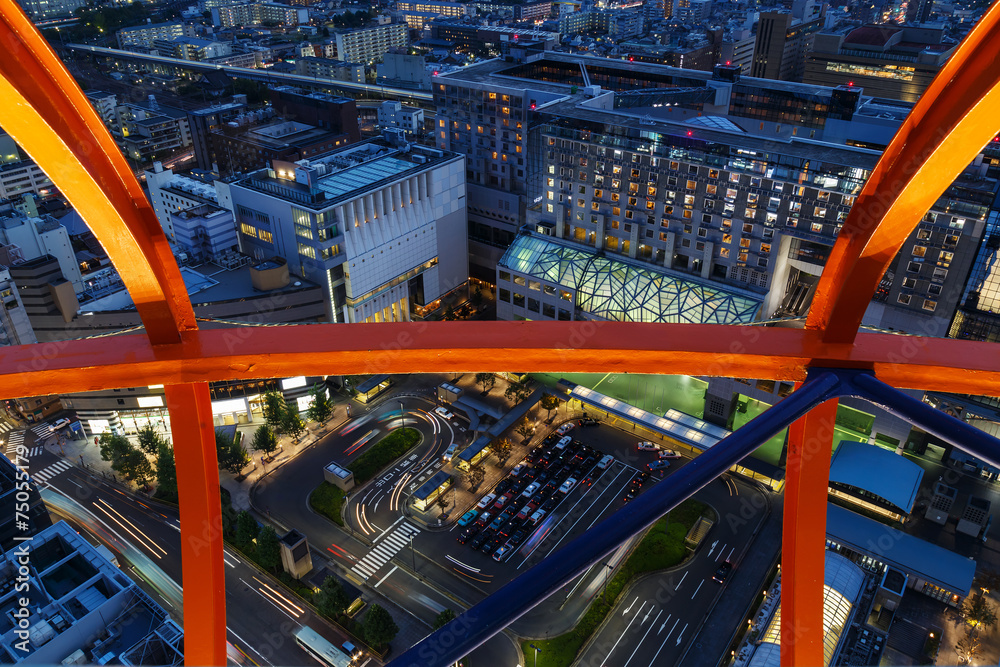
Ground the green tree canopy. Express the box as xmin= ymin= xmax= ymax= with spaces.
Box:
xmin=433 ymin=609 xmax=457 ymax=630
xmin=136 ymin=423 xmax=163 ymax=456
xmin=262 ymin=391 xmax=286 ymax=429
xmin=255 ymin=525 xmax=281 ymax=572
xmin=315 ymin=576 xmax=351 ymax=618
xmin=155 ymin=441 xmax=177 ymax=502
xmin=98 ymin=432 xmax=132 ymax=465
xmin=363 ymin=604 xmax=399 ymax=648
xmin=281 ymin=405 xmax=305 ymax=442
xmin=540 ymin=394 xmax=560 ymax=421
xmin=251 ymin=425 xmax=279 ymax=457
xmin=219 ymin=436 xmax=251 ymax=475
xmin=235 ymin=511 xmax=258 ymax=550
xmin=307 ymin=384 xmax=333 ymax=424
xmin=475 ymin=372 xmax=495 ymax=394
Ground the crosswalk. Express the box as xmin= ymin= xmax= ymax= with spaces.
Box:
xmin=30 ymin=424 xmax=54 ymax=439
xmin=352 ymin=522 xmax=421 ymax=580
xmin=32 ymin=460 xmax=72 ymax=484
xmin=0 ymin=422 xmax=14 ymax=435
xmin=5 ymin=430 xmax=24 ymax=455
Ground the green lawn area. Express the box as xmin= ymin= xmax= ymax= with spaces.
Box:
xmin=349 ymin=427 xmax=421 ymax=483
xmin=521 ymin=499 xmax=711 ymax=667
xmin=532 ymin=373 xmax=707 ymax=419
xmin=310 ymin=482 xmax=346 ymax=526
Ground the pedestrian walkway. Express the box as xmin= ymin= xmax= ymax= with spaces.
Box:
xmin=5 ymin=430 xmax=24 ymax=455
xmin=351 ymin=521 xmax=421 ymax=580
xmin=30 ymin=423 xmax=53 ymax=439
xmin=33 ymin=460 xmax=72 ymax=484
xmin=0 ymin=422 xmax=14 ymax=435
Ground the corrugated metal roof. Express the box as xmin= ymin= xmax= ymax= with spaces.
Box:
xmin=828 ymin=440 xmax=923 ymax=513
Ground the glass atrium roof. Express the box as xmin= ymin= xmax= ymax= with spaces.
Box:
xmin=315 ymin=156 xmax=414 ymax=199
xmin=499 ymin=234 xmax=762 ymax=324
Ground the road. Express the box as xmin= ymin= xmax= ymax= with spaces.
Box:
xmin=7 ymin=426 xmax=368 ymax=667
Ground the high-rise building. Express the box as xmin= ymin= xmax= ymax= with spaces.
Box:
xmin=187 ymin=101 xmax=247 ymax=171
xmin=15 ymin=0 xmax=83 ymax=19
xmin=0 ymin=450 xmax=49 ymax=551
xmin=751 ymin=3 xmax=825 ymax=82
xmin=116 ymin=22 xmax=197 ymax=50
xmin=906 ymin=0 xmax=935 ymax=23
xmin=803 ymin=24 xmax=957 ymax=103
xmin=440 ymin=51 xmax=993 ymax=337
xmin=228 ymin=137 xmax=468 ymax=323
xmin=210 ymin=2 xmax=309 ymax=27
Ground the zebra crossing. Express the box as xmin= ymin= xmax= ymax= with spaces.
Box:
xmin=351 ymin=522 xmax=421 ymax=580
xmin=32 ymin=460 xmax=72 ymax=484
xmin=0 ymin=422 xmax=14 ymax=435
xmin=30 ymin=423 xmax=54 ymax=438
xmin=4 ymin=430 xmax=24 ymax=455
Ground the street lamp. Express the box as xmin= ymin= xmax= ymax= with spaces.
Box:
xmin=529 ymin=643 xmax=542 ymax=667
xmin=400 ymin=400 xmax=405 ymax=417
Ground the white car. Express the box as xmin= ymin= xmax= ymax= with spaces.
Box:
xmin=558 ymin=477 xmax=577 ymax=494
xmin=51 ymin=418 xmax=71 ymax=430
xmin=659 ymin=449 xmax=681 ymax=460
xmin=477 ymin=493 xmax=497 ymax=509
xmin=434 ymin=407 xmax=455 ymax=420
xmin=556 ymin=422 xmax=576 ymax=435
xmin=637 ymin=441 xmax=658 ymax=451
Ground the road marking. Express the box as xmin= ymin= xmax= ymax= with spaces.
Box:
xmin=715 ymin=543 xmax=727 ymax=562
xmin=603 ymin=601 xmax=646 ymax=662
xmin=624 ymin=596 xmax=639 ymax=614
xmin=691 ymin=580 xmax=704 ymax=599
xmin=623 ymin=609 xmax=662 ymax=667
xmin=650 ymin=620 xmax=675 ymax=664
xmin=664 ymin=618 xmax=679 ymax=641
xmin=675 ymin=571 xmax=688 ymax=590
xmin=374 ymin=565 xmax=398 ymax=588
xmin=352 ymin=522 xmax=420 ymax=580
xmin=658 ymin=614 xmax=671 ymax=634
xmin=727 ymin=546 xmax=735 ymax=561
xmin=675 ymin=623 xmax=688 ymax=646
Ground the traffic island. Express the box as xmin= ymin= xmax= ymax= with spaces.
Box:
xmin=520 ymin=499 xmax=713 ymax=667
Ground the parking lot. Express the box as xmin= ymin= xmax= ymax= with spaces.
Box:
xmin=445 ymin=418 xmax=689 ymax=582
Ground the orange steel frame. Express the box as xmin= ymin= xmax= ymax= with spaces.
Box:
xmin=3 ymin=0 xmax=1000 ymax=661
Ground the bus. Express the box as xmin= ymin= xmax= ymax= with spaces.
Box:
xmin=293 ymin=626 xmax=352 ymax=667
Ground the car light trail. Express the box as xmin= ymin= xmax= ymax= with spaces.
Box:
xmin=345 ymin=429 xmax=379 ymax=456
xmin=93 ymin=498 xmax=168 ymax=558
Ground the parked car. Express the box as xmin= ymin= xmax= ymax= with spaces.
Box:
xmin=658 ymin=449 xmax=681 ymax=460
xmin=556 ymin=422 xmax=576 ymax=435
xmin=456 ymin=528 xmax=476 ymax=544
xmin=477 ymin=494 xmax=497 ymax=509
xmin=637 ymin=441 xmax=658 ymax=451
xmin=577 ymin=418 xmax=600 ymax=427
xmin=582 ymin=473 xmax=596 ymax=487
xmin=495 ymin=479 xmax=513 ymax=495
xmin=529 ymin=509 xmax=547 ymax=525
xmin=469 ymin=533 xmax=488 ymax=550
xmin=521 ymin=481 xmax=541 ymax=498
xmin=647 ymin=460 xmax=670 ymax=471
xmin=713 ymin=561 xmax=733 ymax=583
xmin=474 ymin=511 xmax=492 ymax=527
xmin=623 ymin=488 xmax=636 ymax=503
xmin=511 ymin=464 xmax=525 ymax=477
xmin=507 ymin=530 xmax=527 ymax=548
xmin=558 ymin=477 xmax=578 ymax=494
xmin=494 ymin=492 xmax=513 ymax=509
xmin=597 ymin=454 xmax=615 ymax=469
xmin=493 ymin=545 xmax=511 ymax=561
xmin=434 ymin=407 xmax=455 ymax=420
xmin=457 ymin=510 xmax=479 ymax=526
xmin=52 ymin=418 xmax=71 ymax=430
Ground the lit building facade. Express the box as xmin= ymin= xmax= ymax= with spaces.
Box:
xmin=333 ymin=23 xmax=408 ymax=65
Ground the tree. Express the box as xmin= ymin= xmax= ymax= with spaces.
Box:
xmin=363 ymin=604 xmax=399 ymax=648
xmin=956 ymin=630 xmax=982 ymax=664
xmin=118 ymin=447 xmax=153 ymax=487
xmin=316 ymin=576 xmax=350 ymax=618
xmin=488 ymin=437 xmax=513 ymax=465
xmin=155 ymin=441 xmax=177 ymax=501
xmin=98 ymin=432 xmax=131 ymax=465
xmin=962 ymin=593 xmax=999 ymax=632
xmin=281 ymin=405 xmax=305 ymax=443
xmin=219 ymin=436 xmax=251 ymax=475
xmin=251 ymin=425 xmax=279 ymax=458
xmin=435 ymin=489 xmax=450 ymax=516
xmin=475 ymin=372 xmax=495 ymax=394
xmin=515 ymin=416 xmax=534 ymax=443
xmin=235 ymin=511 xmax=258 ymax=550
xmin=215 ymin=428 xmax=234 ymax=469
xmin=464 ymin=462 xmax=485 ymax=490
xmin=256 ymin=525 xmax=281 ymax=572
xmin=540 ymin=394 xmax=560 ymax=422
xmin=262 ymin=391 xmax=286 ymax=429
xmin=307 ymin=384 xmax=333 ymax=424
xmin=136 ymin=423 xmax=162 ymax=456
xmin=470 ymin=287 xmax=484 ymax=308
xmin=504 ymin=379 xmax=532 ymax=404
xmin=433 ymin=609 xmax=457 ymax=630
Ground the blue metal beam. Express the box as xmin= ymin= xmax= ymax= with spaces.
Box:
xmin=387 ymin=370 xmax=845 ymax=667
xmin=849 ymin=373 xmax=1000 ymax=469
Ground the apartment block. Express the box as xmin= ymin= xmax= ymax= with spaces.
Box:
xmin=334 ymin=23 xmax=408 ymax=64
xmin=211 ymin=2 xmax=309 ymax=27
xmin=116 ymin=21 xmax=197 ymax=49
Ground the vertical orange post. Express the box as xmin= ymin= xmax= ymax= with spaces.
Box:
xmin=165 ymin=383 xmax=227 ymax=666
xmin=781 ymin=396 xmax=839 ymax=666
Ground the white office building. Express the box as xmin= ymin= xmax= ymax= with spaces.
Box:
xmin=229 ymin=136 xmax=468 ymax=323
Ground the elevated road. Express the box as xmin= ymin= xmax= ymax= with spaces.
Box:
xmin=66 ymin=43 xmax=435 ymax=109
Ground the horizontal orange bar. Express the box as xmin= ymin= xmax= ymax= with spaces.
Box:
xmin=1 ymin=322 xmax=998 ymax=397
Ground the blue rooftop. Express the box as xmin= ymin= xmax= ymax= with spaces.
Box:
xmin=316 ymin=157 xmax=415 ymax=199
xmin=828 ymin=440 xmax=924 ymax=513
xmin=826 ymin=503 xmax=975 ymax=596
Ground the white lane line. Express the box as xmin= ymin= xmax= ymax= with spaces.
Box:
xmin=602 ymin=601 xmax=647 ymax=663
xmin=623 ymin=609 xmax=662 ymax=667
xmin=691 ymin=580 xmax=704 ymax=599
xmin=374 ymin=565 xmax=398 ymax=588
xmin=715 ymin=543 xmax=727 ymax=562
xmin=675 ymin=571 xmax=688 ymax=590
xmin=664 ymin=618 xmax=680 ymax=642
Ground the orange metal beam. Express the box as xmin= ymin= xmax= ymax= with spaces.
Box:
xmin=0 ymin=0 xmax=195 ymax=344
xmin=805 ymin=0 xmax=1000 ymax=344
xmin=165 ymin=384 xmax=226 ymax=667
xmin=0 ymin=324 xmax=998 ymax=396
xmin=781 ymin=397 xmax=839 ymax=666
